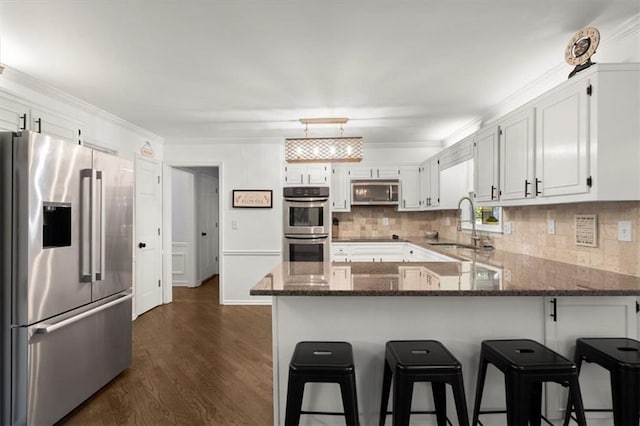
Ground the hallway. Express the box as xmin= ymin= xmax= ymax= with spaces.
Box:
xmin=62 ymin=277 xmax=273 ymax=425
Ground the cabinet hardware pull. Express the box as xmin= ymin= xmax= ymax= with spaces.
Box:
xmin=524 ymin=179 xmax=530 ymax=197
xmin=35 ymin=118 xmax=42 ymax=133
xmin=19 ymin=114 xmax=27 ymax=130
xmin=491 ymin=185 xmax=496 ymax=200
xmin=550 ymin=298 xmax=557 ymax=322
xmin=535 ymin=178 xmax=542 ymax=196
xmin=343 ymin=200 xmax=346 ymax=208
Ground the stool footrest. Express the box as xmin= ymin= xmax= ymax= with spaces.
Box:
xmin=299 ymin=410 xmax=346 ymax=416
xmin=477 ymin=410 xmax=554 ymax=426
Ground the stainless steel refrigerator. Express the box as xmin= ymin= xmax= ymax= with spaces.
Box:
xmin=0 ymin=130 xmax=134 ymax=425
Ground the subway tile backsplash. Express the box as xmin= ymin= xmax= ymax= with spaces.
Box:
xmin=333 ymin=202 xmax=640 ymax=277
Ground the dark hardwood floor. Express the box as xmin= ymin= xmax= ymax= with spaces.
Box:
xmin=61 ymin=277 xmax=273 ymax=425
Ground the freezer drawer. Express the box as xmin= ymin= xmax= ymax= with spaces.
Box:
xmin=11 ymin=293 xmax=132 ymax=426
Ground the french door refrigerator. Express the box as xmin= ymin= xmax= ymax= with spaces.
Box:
xmin=0 ymin=130 xmax=133 ymax=425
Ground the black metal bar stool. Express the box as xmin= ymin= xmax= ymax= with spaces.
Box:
xmin=563 ymin=337 xmax=640 ymax=426
xmin=378 ymin=340 xmax=470 ymax=426
xmin=471 ymin=339 xmax=587 ymax=426
xmin=284 ymin=341 xmax=359 ymax=426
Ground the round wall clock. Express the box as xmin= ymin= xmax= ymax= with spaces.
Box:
xmin=565 ymin=27 xmax=600 ymax=78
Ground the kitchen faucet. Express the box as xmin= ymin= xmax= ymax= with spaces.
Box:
xmin=457 ymin=196 xmax=480 ymax=247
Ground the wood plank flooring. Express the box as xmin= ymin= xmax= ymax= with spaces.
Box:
xmin=60 ymin=277 xmax=273 ymax=425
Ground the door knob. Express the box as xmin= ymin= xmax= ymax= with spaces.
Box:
xmin=138 ymin=242 xmax=146 ymax=249
xmin=202 ymin=232 xmax=207 ymax=236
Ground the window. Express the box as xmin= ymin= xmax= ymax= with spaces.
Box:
xmin=460 ymin=205 xmax=503 ymax=233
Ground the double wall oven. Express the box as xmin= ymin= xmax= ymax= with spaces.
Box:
xmin=283 ymin=186 xmax=330 ymax=265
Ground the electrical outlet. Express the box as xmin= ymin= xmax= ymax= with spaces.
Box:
xmin=547 ymin=219 xmax=556 ymax=235
xmin=503 ymin=222 xmax=513 ymax=234
xmin=618 ymin=221 xmax=632 ymax=242
xmin=382 ymin=217 xmax=389 ymax=226
xmin=504 ymin=269 xmax=512 ymax=282
xmin=231 ymin=220 xmax=239 ymax=229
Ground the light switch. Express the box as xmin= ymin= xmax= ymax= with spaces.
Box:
xmin=231 ymin=220 xmax=239 ymax=230
xmin=618 ymin=221 xmax=632 ymax=242
xmin=547 ymin=219 xmax=555 ymax=235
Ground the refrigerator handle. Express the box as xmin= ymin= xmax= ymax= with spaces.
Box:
xmin=80 ymin=169 xmax=93 ymax=282
xmin=96 ymin=170 xmax=106 ymax=281
xmin=34 ymin=293 xmax=133 ymax=334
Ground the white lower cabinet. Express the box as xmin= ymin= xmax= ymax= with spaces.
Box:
xmin=331 ymin=266 xmax=352 ymax=290
xmin=543 ymin=296 xmax=639 ymax=422
xmin=349 ymin=243 xmax=405 ymax=262
xmin=331 ymin=243 xmax=455 ymax=262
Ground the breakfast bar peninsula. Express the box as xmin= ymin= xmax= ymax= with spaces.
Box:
xmin=250 ymin=244 xmax=640 ymax=426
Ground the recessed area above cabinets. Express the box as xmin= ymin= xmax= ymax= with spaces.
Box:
xmin=472 ymin=63 xmax=640 ymax=206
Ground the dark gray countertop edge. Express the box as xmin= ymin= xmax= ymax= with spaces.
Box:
xmin=250 ymin=289 xmax=640 ymax=297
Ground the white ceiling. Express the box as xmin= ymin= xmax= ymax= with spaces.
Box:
xmin=1 ymin=1 xmax=638 ymax=144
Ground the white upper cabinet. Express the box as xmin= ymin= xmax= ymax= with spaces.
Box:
xmin=469 ymin=63 xmax=640 ymax=206
xmin=419 ymin=157 xmax=440 ymax=209
xmin=284 ymin=163 xmax=330 ymax=186
xmin=0 ymin=95 xmax=29 ymax=132
xmin=0 ymin=93 xmax=82 ymax=144
xmin=474 ymin=125 xmax=500 ymax=202
xmin=349 ymin=165 xmax=399 ymax=180
xmin=499 ymin=107 xmax=535 ymax=201
xmin=331 ymin=165 xmax=350 ymax=212
xmin=535 ymin=79 xmax=590 ymax=198
xmin=398 ymin=166 xmax=421 ymax=211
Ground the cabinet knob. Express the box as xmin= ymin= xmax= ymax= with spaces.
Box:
xmin=138 ymin=242 xmax=147 ymax=249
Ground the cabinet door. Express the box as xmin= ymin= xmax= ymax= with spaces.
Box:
xmin=419 ymin=160 xmax=430 ymax=209
xmin=428 ymin=158 xmax=440 ymax=207
xmin=307 ymin=164 xmax=329 ymax=185
xmin=349 ymin=166 xmax=374 ymax=179
xmin=376 ymin=166 xmax=400 ymax=179
xmin=30 ymin=107 xmax=82 ymax=144
xmin=398 ymin=267 xmax=427 ymax=290
xmin=398 ymin=167 xmax=421 ymax=210
xmin=331 ymin=266 xmax=352 ymax=290
xmin=0 ymin=95 xmax=29 ymax=132
xmin=474 ymin=126 xmax=500 ymax=202
xmin=499 ymin=108 xmax=535 ymax=201
xmin=544 ymin=296 xmax=638 ymax=422
xmin=284 ymin=164 xmax=306 ymax=185
xmin=535 ymin=80 xmax=590 ymax=197
xmin=331 ymin=166 xmax=350 ymax=212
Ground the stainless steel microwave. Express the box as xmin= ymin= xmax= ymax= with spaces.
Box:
xmin=351 ymin=180 xmax=400 ymax=205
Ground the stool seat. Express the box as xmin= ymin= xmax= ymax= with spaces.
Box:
xmin=482 ymin=339 xmax=577 ymax=375
xmin=379 ymin=340 xmax=469 ymax=426
xmin=472 ymin=339 xmax=587 ymax=426
xmin=290 ymin=341 xmax=355 ymax=373
xmin=564 ymin=337 xmax=640 ymax=426
xmin=285 ymin=341 xmax=359 ymax=426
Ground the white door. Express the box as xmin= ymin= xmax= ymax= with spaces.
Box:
xmin=135 ymin=156 xmax=163 ymax=316
xmin=199 ymin=174 xmax=218 ymax=279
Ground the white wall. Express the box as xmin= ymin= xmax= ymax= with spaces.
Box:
xmin=163 ymin=142 xmax=283 ymax=304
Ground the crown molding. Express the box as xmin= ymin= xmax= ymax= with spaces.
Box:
xmin=0 ymin=65 xmax=162 ymax=141
xmin=442 ymin=117 xmax=483 ymax=146
xmin=480 ymin=13 xmax=640 ymax=126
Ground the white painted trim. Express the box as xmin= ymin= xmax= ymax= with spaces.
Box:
xmin=0 ymin=67 xmax=161 ymax=141
xmin=171 ymin=252 xmax=186 ymax=275
xmin=272 ymin=297 xmax=281 ymax=426
xmin=162 ymin=162 xmax=173 ymax=304
xmin=223 ymin=250 xmax=281 ymax=256
xmin=223 ymin=299 xmax=273 ymax=306
xmin=172 ymin=242 xmax=188 ymax=247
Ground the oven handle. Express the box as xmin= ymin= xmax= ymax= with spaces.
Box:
xmin=284 ymin=235 xmax=329 ymax=241
xmin=284 ymin=197 xmax=329 ymax=203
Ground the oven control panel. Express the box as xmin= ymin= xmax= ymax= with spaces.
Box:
xmin=283 ymin=186 xmax=330 ymax=198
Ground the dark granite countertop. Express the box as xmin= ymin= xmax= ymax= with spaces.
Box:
xmin=250 ymin=237 xmax=640 ymax=296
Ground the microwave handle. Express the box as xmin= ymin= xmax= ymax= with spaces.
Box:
xmin=284 ymin=235 xmax=329 ymax=242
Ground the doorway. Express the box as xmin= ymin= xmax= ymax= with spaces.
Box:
xmin=170 ymin=166 xmax=220 ymax=288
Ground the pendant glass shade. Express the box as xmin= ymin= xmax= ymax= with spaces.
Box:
xmin=285 ymin=137 xmax=363 ymax=163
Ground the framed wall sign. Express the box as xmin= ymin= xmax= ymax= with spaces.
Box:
xmin=232 ymin=190 xmax=273 ymax=208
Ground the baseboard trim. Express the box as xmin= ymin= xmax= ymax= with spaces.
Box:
xmin=223 ymin=298 xmax=273 ymax=306
xmin=223 ymin=250 xmax=281 ymax=257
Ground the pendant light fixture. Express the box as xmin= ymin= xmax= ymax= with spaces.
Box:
xmin=285 ymin=118 xmax=363 ymax=163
